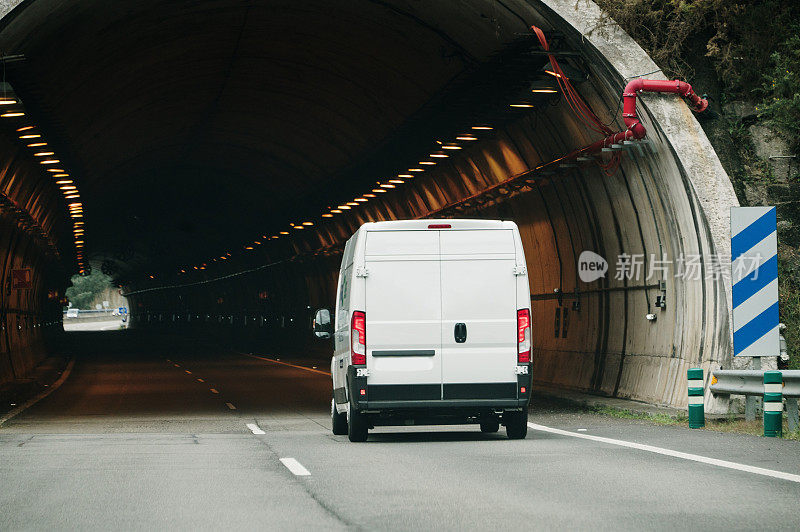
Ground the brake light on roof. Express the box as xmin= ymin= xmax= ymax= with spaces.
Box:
xmin=428 ymin=224 xmax=451 ymax=229
xmin=351 ymin=310 xmax=366 ymax=365
xmin=517 ymin=309 xmax=531 ymax=363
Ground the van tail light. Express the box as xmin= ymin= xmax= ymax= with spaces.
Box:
xmin=517 ymin=309 xmax=531 ymax=363
xmin=351 ymin=310 xmax=366 ymax=365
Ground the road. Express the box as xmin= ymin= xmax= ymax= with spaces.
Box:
xmin=1 ymin=330 xmax=799 ymax=530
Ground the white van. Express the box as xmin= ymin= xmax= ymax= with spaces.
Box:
xmin=314 ymin=219 xmax=532 ymax=442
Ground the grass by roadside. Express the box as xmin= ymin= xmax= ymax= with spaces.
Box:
xmin=588 ymin=404 xmax=800 ymax=441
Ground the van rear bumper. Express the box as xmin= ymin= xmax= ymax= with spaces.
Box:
xmin=364 ymin=398 xmax=529 ymax=409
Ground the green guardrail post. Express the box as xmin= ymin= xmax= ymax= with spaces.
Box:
xmin=687 ymin=368 xmax=705 ymax=428
xmin=763 ymin=371 xmax=783 ymax=437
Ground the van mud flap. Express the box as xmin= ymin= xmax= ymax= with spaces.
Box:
xmin=347 ymin=365 xmax=368 ymax=409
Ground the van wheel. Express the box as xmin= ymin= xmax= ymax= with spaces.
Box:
xmin=505 ymin=407 xmax=528 ymax=440
xmin=331 ymin=398 xmax=348 ymax=435
xmin=480 ymin=419 xmax=500 ymax=433
xmin=347 ymin=403 xmax=369 ymax=442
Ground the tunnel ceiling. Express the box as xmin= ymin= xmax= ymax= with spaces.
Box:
xmin=0 ymin=0 xmax=558 ymax=280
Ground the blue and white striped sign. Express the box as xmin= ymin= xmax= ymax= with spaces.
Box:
xmin=731 ymin=207 xmax=779 ymax=357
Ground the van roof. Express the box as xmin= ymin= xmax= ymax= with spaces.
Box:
xmin=359 ymin=219 xmax=518 ymax=232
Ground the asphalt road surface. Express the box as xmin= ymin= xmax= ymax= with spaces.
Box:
xmin=1 ymin=331 xmax=799 ymax=530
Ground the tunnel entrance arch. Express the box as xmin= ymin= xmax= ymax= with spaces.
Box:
xmin=0 ymin=0 xmax=738 ymax=409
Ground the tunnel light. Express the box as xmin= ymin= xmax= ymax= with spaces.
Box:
xmin=531 ymin=88 xmax=558 ymax=94
xmin=346 ymin=202 xmax=359 ymax=206
xmin=302 ymin=221 xmax=314 ymax=226
xmin=1 ymin=109 xmax=24 ymax=118
xmin=455 ymin=135 xmax=478 ymax=141
xmin=280 ymin=231 xmax=290 ymax=235
xmin=389 ymin=179 xmax=404 ymax=184
xmin=380 ymin=183 xmax=396 ymax=189
xmin=293 ymin=225 xmax=304 ymax=230
xmin=441 ymin=144 xmax=461 ymax=150
xmin=509 ymin=102 xmax=534 ymax=108
xmin=47 ymin=168 xmax=65 ymax=173
xmin=40 ymin=159 xmax=60 ymax=164
xmin=56 ymin=180 xmax=73 ymax=184
xmin=68 ymin=202 xmax=82 ymax=207
xmin=372 ymin=188 xmax=387 ymax=193
xmin=27 ymin=142 xmax=47 ymax=147
xmin=330 ymin=209 xmax=342 ymax=213
xmin=354 ymin=198 xmax=367 ymax=202
xmin=53 ymin=173 xmax=69 ymax=177
xmin=322 ymin=213 xmax=334 ymax=218
xmin=19 ymin=134 xmax=40 ymax=139
xmin=363 ymin=194 xmax=376 ymax=198
xmin=245 ymin=246 xmax=253 ymax=250
xmin=472 ymin=125 xmax=493 ymax=130
xmin=408 ymin=168 xmax=424 ymax=172
xmin=34 ymin=151 xmax=55 ymax=157
xmin=419 ymin=161 xmax=436 ymax=165
xmin=60 ymin=185 xmax=76 ymax=190
xmin=397 ymin=174 xmax=413 ymax=178
xmin=429 ymin=151 xmax=448 ymax=158
xmin=65 ymin=194 xmax=80 ymax=199
xmin=254 ymin=241 xmax=261 ymax=245
xmin=16 ymin=125 xmax=34 ymax=131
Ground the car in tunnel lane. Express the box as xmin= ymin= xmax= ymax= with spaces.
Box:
xmin=314 ymin=219 xmax=532 ymax=442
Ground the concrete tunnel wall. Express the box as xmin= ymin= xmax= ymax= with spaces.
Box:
xmin=0 ymin=0 xmax=740 ymax=410
xmin=122 ymin=0 xmax=739 ymax=410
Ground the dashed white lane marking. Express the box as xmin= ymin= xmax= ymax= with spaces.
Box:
xmin=527 ymin=422 xmax=800 ymax=484
xmin=185 ymin=370 xmax=192 ymax=374
xmin=577 ymin=428 xmax=587 ymax=432
xmin=239 ymin=353 xmax=331 ymax=376
xmin=246 ymin=423 xmax=265 ymax=435
xmin=210 ymin=388 xmax=219 ymax=394
xmin=280 ymin=458 xmax=311 ymax=476
xmin=197 ymin=378 xmax=205 ymax=383
xmin=226 ymin=402 xmax=236 ymax=410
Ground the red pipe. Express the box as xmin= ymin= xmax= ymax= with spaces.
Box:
xmin=621 ymin=78 xmax=709 ymax=140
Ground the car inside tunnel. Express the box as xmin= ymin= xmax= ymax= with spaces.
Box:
xmin=0 ymin=0 xmax=738 ymax=410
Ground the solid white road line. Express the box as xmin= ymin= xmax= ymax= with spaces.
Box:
xmin=239 ymin=353 xmax=331 ymax=376
xmin=246 ymin=423 xmax=265 ymax=435
xmin=280 ymin=458 xmax=311 ymax=476
xmin=527 ymin=422 xmax=800 ymax=484
xmin=0 ymin=358 xmax=76 ymax=427
xmin=226 ymin=402 xmax=236 ymax=410
xmin=210 ymin=388 xmax=219 ymax=394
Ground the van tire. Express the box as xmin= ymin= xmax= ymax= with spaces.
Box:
xmin=331 ymin=398 xmax=348 ymax=435
xmin=480 ymin=419 xmax=500 ymax=433
xmin=347 ymin=403 xmax=369 ymax=442
xmin=505 ymin=408 xmax=528 ymax=440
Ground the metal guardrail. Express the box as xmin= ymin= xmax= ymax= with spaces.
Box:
xmin=710 ymin=370 xmax=800 ymax=398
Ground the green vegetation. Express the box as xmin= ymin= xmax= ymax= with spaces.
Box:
xmin=65 ymin=270 xmax=114 ymax=310
xmin=590 ymin=404 xmax=686 ymax=425
xmin=595 ymin=0 xmax=800 ymax=369
xmin=590 ymin=403 xmax=799 ymax=440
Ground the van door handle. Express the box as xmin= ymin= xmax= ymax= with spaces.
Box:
xmin=454 ymin=323 xmax=467 ymax=343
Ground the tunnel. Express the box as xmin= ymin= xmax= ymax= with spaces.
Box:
xmin=0 ymin=0 xmax=738 ymax=409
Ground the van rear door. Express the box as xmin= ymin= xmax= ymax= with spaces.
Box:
xmin=363 ymin=230 xmax=442 ymax=400
xmin=439 ymin=229 xmax=518 ymax=399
